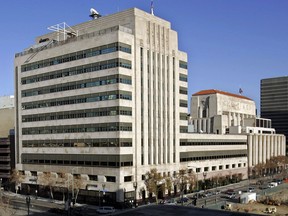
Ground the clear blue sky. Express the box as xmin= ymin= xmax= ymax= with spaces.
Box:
xmin=1 ymin=0 xmax=288 ymax=112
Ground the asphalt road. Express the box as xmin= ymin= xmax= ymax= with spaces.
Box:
xmin=2 ymin=177 xmax=286 ymax=216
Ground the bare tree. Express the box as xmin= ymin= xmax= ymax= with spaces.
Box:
xmin=9 ymin=169 xmax=25 ymax=194
xmin=0 ymin=196 xmax=17 ymax=216
xmin=39 ymin=172 xmax=56 ymax=200
xmin=175 ymin=169 xmax=196 ymax=205
xmin=72 ymin=175 xmax=85 ymax=205
xmin=165 ymin=176 xmax=173 ymax=196
xmin=144 ymin=168 xmax=164 ymax=204
xmin=56 ymin=171 xmax=69 ymax=202
xmin=253 ymin=162 xmax=266 ymax=177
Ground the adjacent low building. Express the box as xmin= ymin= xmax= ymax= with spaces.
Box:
xmin=189 ymin=89 xmax=286 ymax=170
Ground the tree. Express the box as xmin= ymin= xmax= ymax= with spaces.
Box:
xmin=0 ymin=196 xmax=17 ymax=216
xmin=144 ymin=168 xmax=164 ymax=204
xmin=253 ymin=162 xmax=266 ymax=177
xmin=56 ymin=171 xmax=69 ymax=202
xmin=39 ymin=172 xmax=56 ymax=200
xmin=9 ymin=169 xmax=25 ymax=194
xmin=165 ymin=176 xmax=173 ymax=196
xmin=175 ymin=169 xmax=196 ymax=205
xmin=72 ymin=175 xmax=85 ymax=205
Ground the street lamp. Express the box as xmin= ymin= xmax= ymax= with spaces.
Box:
xmin=133 ymin=182 xmax=137 ymax=208
xmin=71 ymin=167 xmax=78 ymax=206
xmin=0 ymin=178 xmax=2 ymax=197
xmin=35 ymin=190 xmax=38 ymax=199
xmin=26 ymin=196 xmax=31 ymax=215
xmin=102 ymin=184 xmax=106 ymax=205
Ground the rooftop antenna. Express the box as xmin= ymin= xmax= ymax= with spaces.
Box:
xmin=90 ymin=8 xmax=101 ymax=19
xmin=47 ymin=22 xmax=77 ymax=42
xmin=150 ymin=0 xmax=154 ymax=15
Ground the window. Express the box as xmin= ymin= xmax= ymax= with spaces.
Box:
xmin=124 ymin=176 xmax=132 ymax=182
xmin=204 ymin=167 xmax=209 ymax=172
xmin=226 ymin=165 xmax=230 ymax=169
xmin=212 ymin=166 xmax=216 ymax=171
xmin=232 ymin=164 xmax=236 ymax=168
xmin=31 ymin=171 xmax=37 ymax=177
xmin=106 ymin=176 xmax=116 ymax=182
xmin=219 ymin=165 xmax=223 ymax=170
xmin=89 ymin=175 xmax=98 ymax=181
xmin=196 ymin=168 xmax=201 ymax=173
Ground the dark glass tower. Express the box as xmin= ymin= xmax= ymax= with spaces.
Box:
xmin=261 ymin=76 xmax=288 ymax=155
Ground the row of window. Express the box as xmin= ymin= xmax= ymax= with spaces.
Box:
xmin=22 ymin=90 xmax=132 ymax=110
xmin=179 ymin=73 xmax=188 ymax=82
xmin=21 ymin=42 xmax=131 ymax=72
xmin=180 ymin=100 xmax=188 ymax=107
xmin=180 ymin=154 xmax=247 ymax=162
xmin=180 ymin=113 xmax=188 ymax=120
xmin=22 ymin=58 xmax=132 ymax=85
xmin=22 ymin=153 xmax=133 ymax=168
xmin=22 ymin=138 xmax=132 ymax=148
xmin=22 ymin=159 xmax=133 ymax=168
xmin=22 ymin=123 xmax=132 ymax=135
xmin=22 ymin=74 xmax=132 ymax=97
xmin=180 ymin=141 xmax=247 ymax=146
xmin=180 ymin=126 xmax=188 ymax=133
xmin=179 ymin=61 xmax=188 ymax=69
xmin=22 ymin=106 xmax=132 ymax=123
xmin=179 ymin=87 xmax=188 ymax=95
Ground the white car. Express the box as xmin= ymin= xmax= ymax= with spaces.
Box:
xmin=96 ymin=206 xmax=115 ymax=214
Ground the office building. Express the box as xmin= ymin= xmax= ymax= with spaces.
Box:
xmin=261 ymin=76 xmax=288 ymax=155
xmin=190 ymin=89 xmax=286 ymax=169
xmin=0 ymin=96 xmax=15 ymax=185
xmin=15 ymin=8 xmax=249 ymax=204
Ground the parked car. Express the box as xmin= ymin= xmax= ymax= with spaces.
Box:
xmin=268 ymin=182 xmax=278 ymax=188
xmin=164 ymin=198 xmax=177 ymax=205
xmin=247 ymin=187 xmax=255 ymax=192
xmin=259 ymin=184 xmax=269 ymax=190
xmin=226 ymin=192 xmax=236 ymax=199
xmin=223 ymin=189 xmax=235 ymax=194
xmin=213 ymin=190 xmax=221 ymax=195
xmin=272 ymin=179 xmax=282 ymax=185
xmin=177 ymin=197 xmax=189 ymax=203
xmin=205 ymin=191 xmax=213 ymax=197
xmin=96 ymin=206 xmax=115 ymax=214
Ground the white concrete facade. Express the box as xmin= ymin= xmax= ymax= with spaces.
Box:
xmin=189 ymin=89 xmax=286 ymax=170
xmin=247 ymin=134 xmax=286 ymax=167
xmin=14 ymin=8 xmax=254 ymax=203
xmin=14 ymin=8 xmax=189 ymax=202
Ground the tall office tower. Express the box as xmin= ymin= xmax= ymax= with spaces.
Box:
xmin=14 ymin=8 xmax=188 ymax=203
xmin=261 ymin=77 xmax=288 ymax=155
xmin=0 ymin=96 xmax=15 ymax=185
